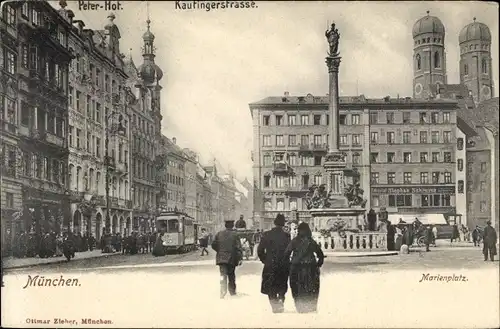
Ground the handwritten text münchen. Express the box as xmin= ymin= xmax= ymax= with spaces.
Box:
xmin=22 ymin=275 xmax=80 ymax=289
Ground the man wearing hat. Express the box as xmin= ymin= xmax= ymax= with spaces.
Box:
xmin=211 ymin=219 xmax=243 ymax=298
xmin=482 ymin=220 xmax=497 ymax=261
xmin=257 ymin=213 xmax=291 ymax=313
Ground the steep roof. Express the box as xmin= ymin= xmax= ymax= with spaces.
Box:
xmin=475 ymin=98 xmax=499 ymax=136
xmin=249 ymin=95 xmax=457 ymax=106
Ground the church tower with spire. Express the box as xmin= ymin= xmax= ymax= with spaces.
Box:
xmin=459 ymin=17 xmax=494 ymax=104
xmin=137 ymin=3 xmax=164 ymax=136
xmin=412 ymin=11 xmax=448 ymax=99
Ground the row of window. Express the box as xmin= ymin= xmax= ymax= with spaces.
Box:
xmin=132 ymin=112 xmax=155 ymax=136
xmin=463 ymin=59 xmax=489 ymax=76
xmin=261 ymin=111 xmax=452 ymax=127
xmin=166 ymin=190 xmax=186 ymax=202
xmin=133 ymin=136 xmax=154 ymax=157
xmin=414 ymin=37 xmax=443 ymax=46
xmin=68 ymin=166 xmax=129 ymax=200
xmin=132 ymin=159 xmax=154 ymax=182
xmin=415 ymin=51 xmax=442 ymax=70
xmin=263 ymin=153 xmax=362 ymax=167
xmin=18 ymin=102 xmax=66 ymax=138
xmin=20 ymin=152 xmax=66 ymax=185
xmin=371 ymin=172 xmax=453 ymax=184
xmin=372 ymin=194 xmax=452 ymax=208
xmin=467 ymin=200 xmax=489 ymax=213
xmin=263 ymin=113 xmax=359 ymax=126
xmin=5 ymin=3 xmax=67 ymax=46
xmin=133 ymin=188 xmax=155 ymax=209
xmin=72 ymin=57 xmax=121 ymax=94
xmin=370 ymin=130 xmax=453 ymax=144
xmin=370 ymin=151 xmax=453 ymax=164
xmin=263 ymin=174 xmax=321 ymax=189
xmin=168 ymin=160 xmax=185 ymax=171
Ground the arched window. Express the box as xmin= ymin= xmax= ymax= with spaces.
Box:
xmin=416 ymin=54 xmax=421 ymax=70
xmin=434 ymin=51 xmax=440 ymax=68
xmin=481 ymin=58 xmax=487 ymax=74
xmin=96 ymin=172 xmax=101 ymax=194
xmin=69 ymin=164 xmax=74 ymax=189
xmin=464 ymin=64 xmax=468 ymax=75
xmin=76 ymin=166 xmax=82 ymax=191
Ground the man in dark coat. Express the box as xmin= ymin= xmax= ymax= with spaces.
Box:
xmin=211 ymin=220 xmax=242 ymax=299
xmin=472 ymin=226 xmax=481 ymax=247
xmin=424 ymin=226 xmax=433 ymax=252
xmin=257 ymin=214 xmax=291 ymax=313
xmin=482 ymin=221 xmax=497 ymax=261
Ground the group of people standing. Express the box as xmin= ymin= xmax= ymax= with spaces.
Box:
xmin=210 ymin=214 xmax=324 ymax=314
xmin=7 ymin=231 xmax=95 ymax=259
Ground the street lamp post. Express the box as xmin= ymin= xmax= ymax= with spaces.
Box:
xmin=102 ymin=111 xmax=128 ymax=253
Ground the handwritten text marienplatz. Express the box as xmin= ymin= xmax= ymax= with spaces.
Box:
xmin=175 ymin=1 xmax=259 ymax=11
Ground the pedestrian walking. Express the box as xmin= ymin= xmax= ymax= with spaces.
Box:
xmin=432 ymin=226 xmax=438 ymax=246
xmin=424 ymin=226 xmax=432 ymax=252
xmin=211 ymin=220 xmax=243 ymax=299
xmin=257 ymin=214 xmax=291 ymax=313
xmin=284 ymin=222 xmax=324 ymax=313
xmin=482 ymin=221 xmax=497 ymax=262
xmin=199 ymin=228 xmax=209 ymax=256
xmin=451 ymin=224 xmax=459 ymax=243
xmin=472 ymin=226 xmax=481 ymax=247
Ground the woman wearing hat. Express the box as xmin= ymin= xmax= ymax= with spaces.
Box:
xmin=284 ymin=222 xmax=324 ymax=313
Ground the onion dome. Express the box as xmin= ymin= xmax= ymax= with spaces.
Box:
xmin=412 ymin=11 xmax=445 ymax=38
xmin=137 ymin=62 xmax=163 ymax=83
xmin=143 ymin=19 xmax=155 ymax=41
xmin=459 ymin=18 xmax=491 ymax=44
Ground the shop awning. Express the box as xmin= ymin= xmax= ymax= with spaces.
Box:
xmin=388 ymin=214 xmax=448 ymax=225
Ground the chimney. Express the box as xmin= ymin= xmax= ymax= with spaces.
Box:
xmin=172 ymin=137 xmax=176 ymax=144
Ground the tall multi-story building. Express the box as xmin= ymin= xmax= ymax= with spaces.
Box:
xmin=66 ymin=8 xmax=132 ymax=238
xmin=156 ymin=136 xmax=186 ymax=212
xmin=182 ymin=148 xmax=199 ymax=220
xmin=1 ymin=0 xmax=23 ymax=248
xmin=196 ymin=162 xmax=213 ymax=229
xmin=124 ymin=26 xmax=159 ymax=233
xmin=1 ymin=1 xmax=74 ymax=243
xmin=249 ymin=94 xmax=371 ymax=230
xmin=368 ymin=99 xmax=459 ymax=216
xmin=250 ymin=93 xmax=462 ymax=229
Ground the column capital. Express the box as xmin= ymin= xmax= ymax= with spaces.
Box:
xmin=326 ymin=56 xmax=342 ymax=73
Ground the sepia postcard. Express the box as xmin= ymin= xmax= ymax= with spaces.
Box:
xmin=1 ymin=0 xmax=499 ymax=328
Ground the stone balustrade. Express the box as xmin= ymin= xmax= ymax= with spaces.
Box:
xmin=312 ymin=231 xmax=387 ymax=252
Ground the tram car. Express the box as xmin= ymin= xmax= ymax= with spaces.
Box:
xmin=156 ymin=211 xmax=199 ymax=253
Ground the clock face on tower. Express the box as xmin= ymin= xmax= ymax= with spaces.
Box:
xmin=414 ymin=83 xmax=423 ymax=95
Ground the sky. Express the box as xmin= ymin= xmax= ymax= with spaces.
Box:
xmin=49 ymin=1 xmax=499 ymax=182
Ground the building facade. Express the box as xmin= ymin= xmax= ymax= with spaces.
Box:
xmin=368 ymin=99 xmax=459 ymax=216
xmin=250 ymin=93 xmax=461 ymax=229
xmin=156 ymin=136 xmax=186 ymax=213
xmin=182 ymin=148 xmax=199 ymax=220
xmin=195 ymin=163 xmax=213 ymax=230
xmin=125 ymin=51 xmax=158 ymax=233
xmin=66 ymin=9 xmax=132 ymax=239
xmin=1 ymin=0 xmax=24 ymax=249
xmin=2 ymin=1 xmax=74 ymax=242
xmin=249 ymin=94 xmax=371 ymax=230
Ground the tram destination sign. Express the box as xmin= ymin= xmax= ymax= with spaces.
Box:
xmin=371 ymin=186 xmax=456 ymax=195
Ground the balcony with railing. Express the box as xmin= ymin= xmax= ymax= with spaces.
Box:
xmin=299 ymin=143 xmax=329 ymax=153
xmin=272 ymin=160 xmax=293 ymax=174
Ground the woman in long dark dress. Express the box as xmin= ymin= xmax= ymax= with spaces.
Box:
xmin=284 ymin=222 xmax=324 ymax=313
